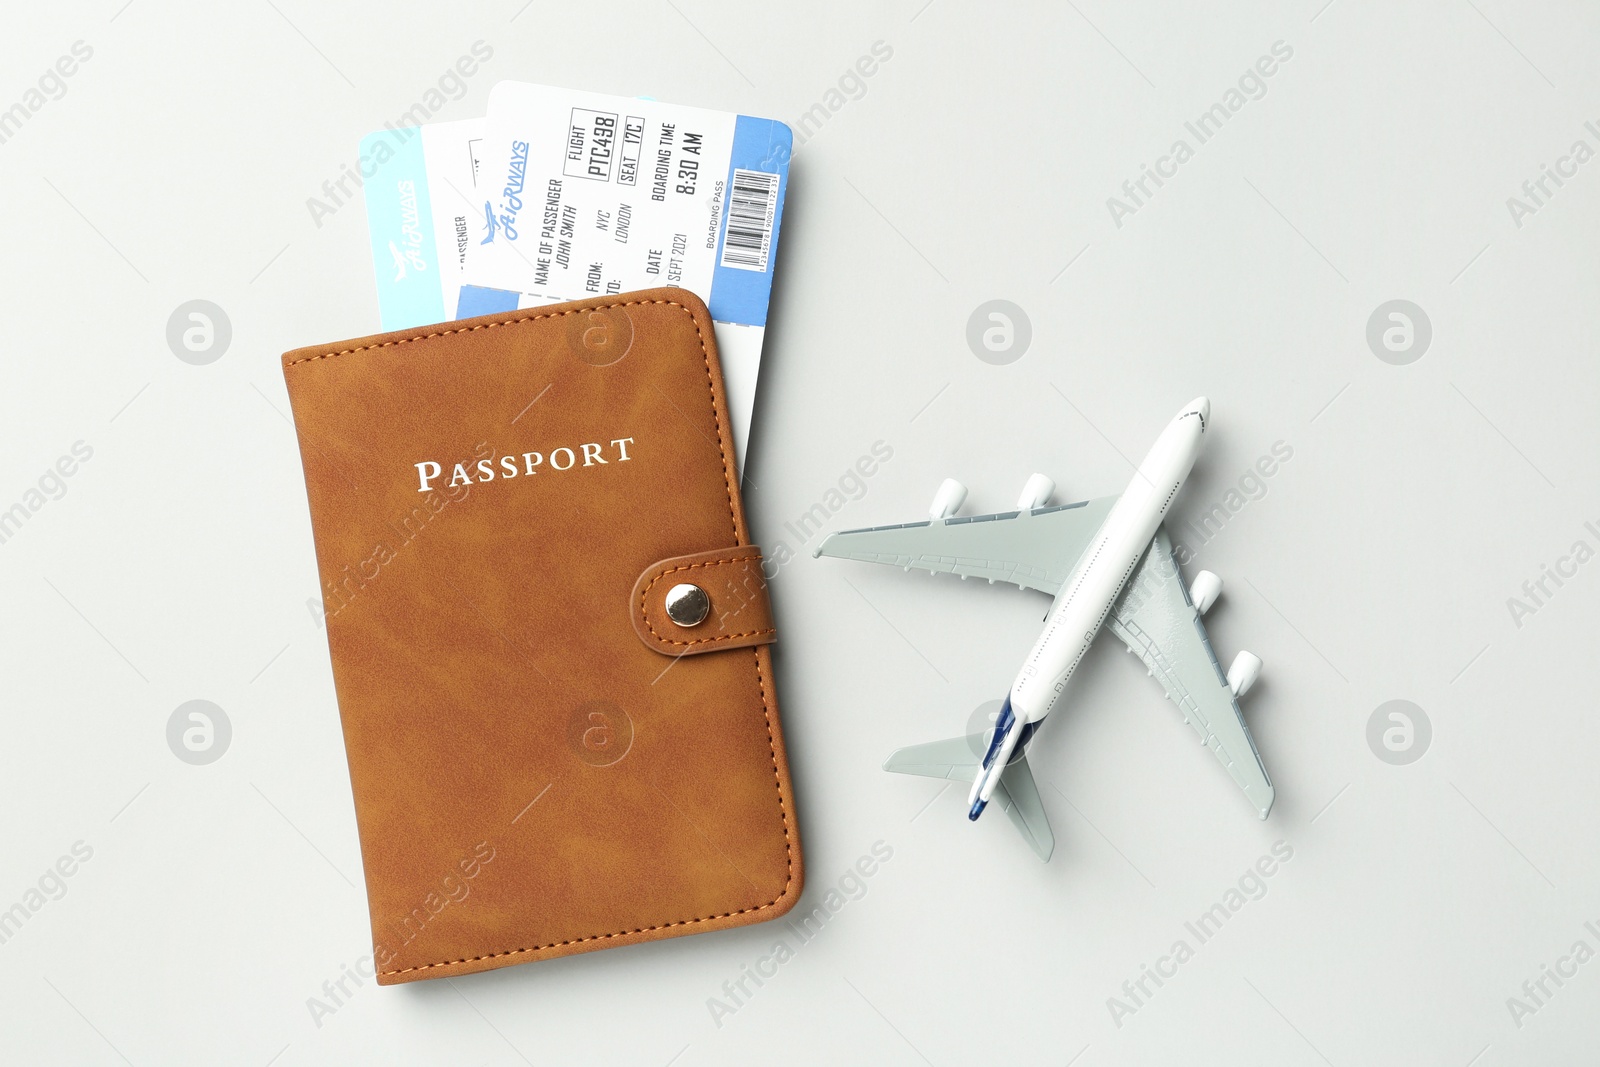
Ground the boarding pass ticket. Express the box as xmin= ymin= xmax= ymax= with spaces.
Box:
xmin=361 ymin=117 xmax=486 ymax=333
xmin=362 ymin=83 xmax=793 ymax=464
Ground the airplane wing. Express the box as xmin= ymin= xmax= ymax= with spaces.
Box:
xmin=812 ymin=497 xmax=1117 ymax=595
xmin=884 ymin=736 xmax=1055 ymax=861
xmin=1107 ymin=527 xmax=1275 ymax=818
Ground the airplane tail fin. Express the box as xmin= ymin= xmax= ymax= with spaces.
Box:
xmin=884 ymin=735 xmax=1055 ymax=861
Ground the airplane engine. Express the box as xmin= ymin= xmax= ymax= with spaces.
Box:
xmin=1227 ymin=651 xmax=1262 ymax=698
xmin=1189 ymin=570 xmax=1222 ymax=615
xmin=1015 ymin=473 xmax=1055 ymax=510
xmin=928 ymin=478 xmax=967 ymax=520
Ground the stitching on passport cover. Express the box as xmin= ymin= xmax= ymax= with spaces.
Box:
xmin=287 ymin=298 xmax=682 ymax=366
xmin=285 ymin=299 xmax=797 ymax=976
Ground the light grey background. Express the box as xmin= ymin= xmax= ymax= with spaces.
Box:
xmin=2 ymin=1 xmax=1595 ymax=1063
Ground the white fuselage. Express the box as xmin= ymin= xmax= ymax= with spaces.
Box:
xmin=1010 ymin=398 xmax=1209 ymax=723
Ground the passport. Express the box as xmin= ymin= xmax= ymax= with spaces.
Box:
xmin=281 ymin=288 xmax=803 ymax=983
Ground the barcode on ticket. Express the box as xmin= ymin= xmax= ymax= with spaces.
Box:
xmin=719 ymin=168 xmax=778 ymax=272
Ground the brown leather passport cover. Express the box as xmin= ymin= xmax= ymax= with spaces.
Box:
xmin=281 ymin=289 xmax=802 ymax=984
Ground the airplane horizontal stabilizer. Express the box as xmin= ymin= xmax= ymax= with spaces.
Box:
xmin=883 ymin=735 xmax=981 ymax=781
xmin=994 ymin=756 xmax=1054 ymax=861
xmin=885 ymin=736 xmax=1055 ymax=861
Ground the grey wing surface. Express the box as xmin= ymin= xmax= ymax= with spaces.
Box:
xmin=812 ymin=497 xmax=1117 ymax=595
xmin=1108 ymin=527 xmax=1275 ymax=819
xmin=883 ymin=735 xmax=980 ymax=781
xmin=993 ymin=758 xmax=1054 ymax=861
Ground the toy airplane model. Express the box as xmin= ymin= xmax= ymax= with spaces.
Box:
xmin=814 ymin=398 xmax=1272 ymax=861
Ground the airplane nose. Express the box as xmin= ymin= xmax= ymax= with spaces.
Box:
xmin=1187 ymin=396 xmax=1210 ymax=432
